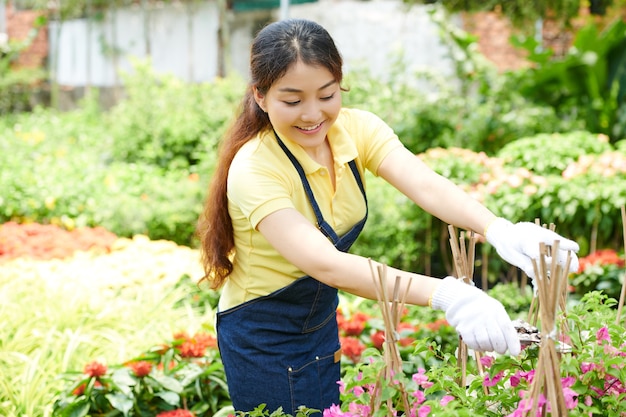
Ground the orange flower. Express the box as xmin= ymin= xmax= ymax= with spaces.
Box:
xmin=84 ymin=361 xmax=107 ymax=377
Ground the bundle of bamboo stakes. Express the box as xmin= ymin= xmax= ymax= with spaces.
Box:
xmin=521 ymin=240 xmax=573 ymax=417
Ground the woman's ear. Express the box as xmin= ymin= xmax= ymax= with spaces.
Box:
xmin=253 ymin=86 xmax=267 ymax=113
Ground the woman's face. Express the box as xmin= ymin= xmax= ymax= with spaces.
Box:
xmin=254 ymin=60 xmax=342 ymax=150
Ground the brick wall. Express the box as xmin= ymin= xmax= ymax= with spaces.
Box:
xmin=460 ymin=6 xmax=622 ymax=72
xmin=5 ymin=4 xmax=48 ymax=69
xmin=461 ymin=10 xmax=528 ymax=72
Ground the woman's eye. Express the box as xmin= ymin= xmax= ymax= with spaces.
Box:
xmin=284 ymin=100 xmax=300 ymax=106
xmin=321 ymin=94 xmax=335 ymax=101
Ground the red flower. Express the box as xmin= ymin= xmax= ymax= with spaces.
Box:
xmin=577 ymin=249 xmax=625 ymax=273
xmin=84 ymin=361 xmax=107 ymax=377
xmin=424 ymin=318 xmax=450 ymax=332
xmin=338 ymin=311 xmax=371 ymax=336
xmin=176 ymin=331 xmax=217 ymax=358
xmin=72 ymin=380 xmax=103 ymax=396
xmin=128 ymin=361 xmax=152 ymax=377
xmin=398 ymin=322 xmax=417 ymax=346
xmin=371 ymin=330 xmax=386 ymax=350
xmin=156 ymin=410 xmax=195 ymax=417
xmin=340 ymin=336 xmax=366 ymax=363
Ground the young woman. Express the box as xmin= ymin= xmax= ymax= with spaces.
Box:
xmin=197 ymin=18 xmax=579 ymax=414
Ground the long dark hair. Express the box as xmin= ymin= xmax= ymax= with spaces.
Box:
xmin=197 ymin=19 xmax=344 ymax=289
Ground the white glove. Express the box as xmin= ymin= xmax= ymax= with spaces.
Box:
xmin=431 ymin=277 xmax=521 ymax=356
xmin=485 ymin=218 xmax=579 ymax=279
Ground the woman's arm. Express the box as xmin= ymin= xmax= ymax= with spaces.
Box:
xmin=257 ymin=206 xmax=520 ymax=355
xmin=376 ymin=146 xmax=496 ymax=236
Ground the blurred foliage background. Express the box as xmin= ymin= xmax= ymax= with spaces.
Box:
xmin=1 ymin=2 xmax=626 ymax=285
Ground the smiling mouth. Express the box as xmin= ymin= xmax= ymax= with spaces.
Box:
xmin=297 ymin=122 xmax=322 ymax=131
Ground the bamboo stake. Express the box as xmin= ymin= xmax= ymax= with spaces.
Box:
xmin=616 ymin=205 xmax=626 ymax=325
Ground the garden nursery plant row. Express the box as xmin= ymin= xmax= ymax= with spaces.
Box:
xmin=0 ymin=219 xmax=625 ymax=417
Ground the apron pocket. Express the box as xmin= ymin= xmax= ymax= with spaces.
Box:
xmin=287 ymin=349 xmax=341 ymax=414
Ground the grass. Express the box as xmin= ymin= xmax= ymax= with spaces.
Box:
xmin=0 ymin=238 xmax=213 ymax=417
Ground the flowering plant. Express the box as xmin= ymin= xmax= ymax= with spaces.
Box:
xmin=52 ymin=331 xmax=230 ymax=417
xmin=322 ymin=291 xmax=626 ymax=417
xmin=570 ymin=249 xmax=625 ymax=300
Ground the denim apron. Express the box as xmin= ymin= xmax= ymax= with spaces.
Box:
xmin=216 ymin=133 xmax=368 ymax=414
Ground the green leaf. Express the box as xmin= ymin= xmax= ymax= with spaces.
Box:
xmin=105 ymin=392 xmax=134 ymax=416
xmin=154 ymin=389 xmax=180 ymax=405
xmin=153 ymin=375 xmax=184 ymax=393
xmin=56 ymin=399 xmax=90 ymax=417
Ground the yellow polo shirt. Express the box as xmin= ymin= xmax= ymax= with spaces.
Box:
xmin=220 ymin=108 xmax=403 ymax=311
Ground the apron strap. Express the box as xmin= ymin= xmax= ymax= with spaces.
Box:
xmin=274 ymin=131 xmax=367 ymax=246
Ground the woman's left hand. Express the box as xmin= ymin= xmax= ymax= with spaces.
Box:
xmin=485 ymin=218 xmax=580 ymax=279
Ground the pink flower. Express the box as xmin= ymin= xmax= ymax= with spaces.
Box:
xmin=323 ymin=405 xmax=344 ymax=417
xmin=563 ymin=387 xmax=579 ymax=409
xmin=348 ymin=403 xmax=370 ymax=416
xmin=324 ymin=404 xmax=362 ymax=417
xmin=596 ymin=327 xmax=611 ymax=344
xmin=440 ymin=395 xmax=454 ymax=406
xmin=417 ymin=405 xmax=431 ymax=417
xmin=581 ymin=362 xmax=595 ymax=373
xmin=484 ymin=371 xmax=504 ymax=387
xmin=337 ymin=380 xmax=346 ymax=394
xmin=352 ymin=385 xmax=365 ymax=397
xmin=480 ymin=355 xmax=494 ymax=368
xmin=412 ymin=368 xmax=432 ymax=388
xmin=411 ymin=389 xmax=425 ymax=404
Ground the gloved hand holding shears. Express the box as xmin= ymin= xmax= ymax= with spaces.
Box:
xmin=427 ymin=217 xmax=579 ymax=357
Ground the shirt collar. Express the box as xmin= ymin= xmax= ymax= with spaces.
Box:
xmin=271 ymin=119 xmax=358 ymax=175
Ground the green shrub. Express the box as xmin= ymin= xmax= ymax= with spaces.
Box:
xmin=108 ymin=59 xmax=243 ymax=171
xmin=497 ymin=131 xmax=614 ymax=176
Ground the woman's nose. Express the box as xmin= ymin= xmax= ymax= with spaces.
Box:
xmin=300 ymin=101 xmax=321 ymax=121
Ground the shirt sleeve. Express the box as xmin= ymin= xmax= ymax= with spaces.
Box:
xmin=227 ymin=143 xmax=297 ymax=230
xmin=347 ymin=108 xmax=405 ymax=176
